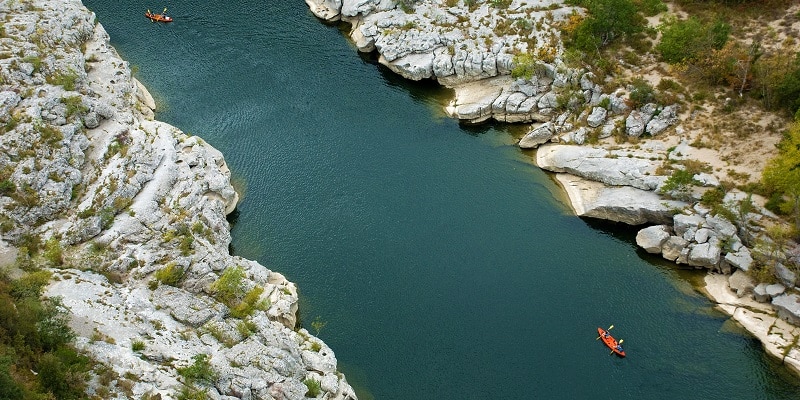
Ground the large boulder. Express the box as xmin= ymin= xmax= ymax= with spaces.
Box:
xmin=775 ymin=263 xmax=797 ymax=288
xmin=728 ymin=269 xmax=755 ymax=297
xmin=724 ymin=247 xmax=753 ymax=272
xmin=636 ymin=225 xmax=671 ymax=254
xmin=662 ymin=236 xmax=689 ymax=262
xmin=305 ymin=0 xmax=343 ymax=20
xmin=773 ymin=294 xmax=800 ymax=326
xmin=753 ymin=283 xmax=786 ymax=303
xmin=586 ymin=107 xmax=607 ymax=128
xmin=688 ymin=239 xmax=721 ymax=268
xmin=673 ymin=213 xmax=704 ymax=237
xmin=536 ymin=144 xmax=665 ymax=191
xmin=645 ymin=105 xmax=678 ymax=135
xmin=552 ymin=174 xmax=687 ymax=225
xmin=519 ymin=122 xmax=554 ymax=149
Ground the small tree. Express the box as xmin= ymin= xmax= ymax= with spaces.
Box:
xmin=566 ymin=0 xmax=644 ymax=51
xmin=762 ymin=123 xmax=800 ymax=236
xmin=311 ymin=316 xmax=327 ymax=335
xmin=660 ymin=169 xmax=698 ymax=201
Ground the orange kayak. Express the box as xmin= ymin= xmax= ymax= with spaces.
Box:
xmin=145 ymin=11 xmax=173 ymax=23
xmin=598 ymin=327 xmax=625 ymax=357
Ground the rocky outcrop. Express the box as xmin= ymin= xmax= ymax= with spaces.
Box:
xmin=0 ymin=1 xmax=355 ymax=398
xmin=704 ymin=274 xmax=800 ymax=375
xmin=632 ymin=206 xmax=752 ymax=273
xmin=552 ymin=174 xmax=685 ymax=225
xmin=536 ymin=144 xmax=667 ymax=191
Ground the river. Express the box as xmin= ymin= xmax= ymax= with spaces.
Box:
xmin=82 ymin=1 xmax=800 ymax=398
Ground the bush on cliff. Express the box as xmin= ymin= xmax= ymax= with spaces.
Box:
xmin=210 ymin=266 xmax=245 ymax=307
xmin=0 ymin=269 xmax=91 ymax=398
xmin=762 ymin=122 xmax=800 ymax=236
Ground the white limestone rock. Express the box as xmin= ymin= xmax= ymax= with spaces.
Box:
xmin=552 ymin=174 xmax=687 ymax=225
xmin=773 ymin=294 xmax=800 ymax=326
xmin=673 ymin=213 xmax=704 ymax=237
xmin=636 ymin=225 xmax=671 ymax=254
xmin=662 ymin=236 xmax=689 ymax=262
xmin=728 ymin=269 xmax=755 ymax=297
xmin=645 ymin=106 xmax=676 ymax=135
xmin=586 ymin=106 xmax=607 ymax=128
xmin=688 ymin=238 xmax=722 ymax=269
xmin=519 ymin=122 xmax=554 ymax=149
xmin=306 ymin=0 xmax=343 ymax=20
xmin=775 ymin=263 xmax=797 ymax=288
xmin=724 ymin=246 xmax=753 ymax=272
xmin=536 ymin=144 xmax=666 ymax=191
xmin=754 ymin=283 xmax=786 ymax=303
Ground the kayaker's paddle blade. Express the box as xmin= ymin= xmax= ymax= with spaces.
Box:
xmin=608 ymin=325 xmax=614 ymax=330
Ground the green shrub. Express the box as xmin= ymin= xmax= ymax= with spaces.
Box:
xmin=0 ymin=180 xmax=14 ymax=196
xmin=230 ymin=285 xmax=269 ymax=319
xmin=13 ymin=184 xmax=41 ymax=208
xmin=62 ymin=95 xmax=88 ymax=118
xmin=177 ymin=386 xmax=209 ymax=400
xmin=628 ymin=76 xmax=655 ymax=108
xmin=36 ymin=297 xmax=76 ymax=352
xmin=774 ymin=55 xmax=800 ymax=116
xmin=46 ymin=69 xmax=79 ymax=91
xmin=132 ymin=340 xmax=145 ymax=352
xmin=177 ymin=354 xmax=217 ymax=385
xmin=154 ymin=262 xmax=185 ymax=287
xmin=397 ymin=0 xmax=419 ymax=12
xmin=179 ymin=235 xmax=194 ymax=256
xmin=43 ymin=238 xmax=63 ymax=266
xmin=660 ymin=168 xmax=699 ymax=201
xmin=99 ymin=208 xmax=115 ymax=230
xmin=489 ymin=0 xmax=512 ymax=8
xmin=3 ymin=112 xmax=20 ymax=132
xmin=762 ymin=123 xmax=800 ymax=232
xmin=0 ymin=356 xmax=24 ymax=399
xmin=638 ymin=0 xmax=667 ymax=16
xmin=236 ymin=320 xmax=256 ymax=338
xmin=511 ymin=53 xmax=547 ymax=79
xmin=210 ymin=266 xmax=245 ymax=307
xmin=22 ymin=55 xmax=42 ymax=73
xmin=656 ymin=16 xmax=730 ymax=63
xmin=0 ymin=273 xmax=90 ymax=398
xmin=304 ymin=377 xmax=322 ymax=398
xmin=36 ymin=352 xmax=87 ymax=400
xmin=11 ymin=270 xmax=52 ymax=300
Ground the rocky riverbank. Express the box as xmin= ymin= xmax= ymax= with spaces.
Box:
xmin=0 ymin=1 xmax=356 ymax=398
xmin=305 ymin=0 xmax=800 ymax=376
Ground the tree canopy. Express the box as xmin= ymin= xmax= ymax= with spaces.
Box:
xmin=565 ymin=0 xmax=646 ymax=51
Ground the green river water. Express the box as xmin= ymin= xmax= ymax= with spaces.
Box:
xmin=82 ymin=1 xmax=800 ymax=398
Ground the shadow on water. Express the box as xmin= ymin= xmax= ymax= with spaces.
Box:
xmin=226 ymin=208 xmax=240 ymax=255
xmin=581 ymin=217 xmax=710 ymax=288
xmin=458 ymin=120 xmax=530 ymax=138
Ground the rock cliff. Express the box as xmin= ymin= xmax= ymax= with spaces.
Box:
xmin=0 ymin=1 xmax=356 ymax=398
